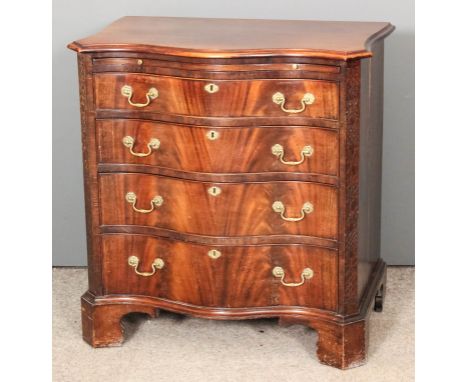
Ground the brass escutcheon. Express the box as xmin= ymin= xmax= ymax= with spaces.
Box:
xmin=204 ymin=83 xmax=219 ymax=93
xmin=206 ymin=130 xmax=220 ymax=140
xmin=208 ymin=186 xmax=222 ymax=196
xmin=207 ymin=249 xmax=222 ymax=259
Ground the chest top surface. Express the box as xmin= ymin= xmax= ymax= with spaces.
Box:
xmin=68 ymin=16 xmax=393 ymax=60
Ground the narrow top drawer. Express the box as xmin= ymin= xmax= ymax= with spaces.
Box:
xmin=94 ymin=74 xmax=339 ymax=120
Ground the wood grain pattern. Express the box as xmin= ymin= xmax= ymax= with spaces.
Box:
xmin=99 ymin=173 xmax=338 ymax=238
xmin=91 ymin=58 xmax=343 ymax=82
xmin=69 ymin=16 xmax=394 ymax=369
xmin=97 ymin=119 xmax=339 ymax=176
xmin=314 ymin=317 xmax=368 ymax=368
xmin=81 ymin=291 xmax=158 ymax=347
xmin=100 ymin=225 xmax=338 ymax=248
xmin=77 ymin=53 xmax=102 ymax=295
xmin=68 ymin=16 xmax=394 ymax=60
xmin=271 ymin=245 xmax=338 ymax=310
xmin=336 ymin=59 xmax=361 ymax=315
xmin=98 ymin=163 xmax=339 ymax=185
xmin=93 ymin=57 xmax=341 ymax=74
xmin=82 ymin=259 xmax=387 ymax=366
xmin=96 ymin=109 xmax=341 ymax=129
xmin=101 ymin=235 xmax=338 ymax=310
xmin=357 ymin=40 xmax=385 ymax=300
xmin=94 ymin=73 xmax=339 ymax=119
xmin=92 ymin=52 xmax=346 ymax=69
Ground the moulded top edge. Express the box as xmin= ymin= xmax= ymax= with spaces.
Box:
xmin=68 ymin=16 xmax=395 ymax=61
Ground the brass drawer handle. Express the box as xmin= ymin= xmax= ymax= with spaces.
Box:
xmin=125 ymin=192 xmax=164 ymax=214
xmin=272 ymin=201 xmax=313 ymax=222
xmin=122 ymin=136 xmax=160 ymax=157
xmin=272 ymin=266 xmax=314 ymax=287
xmin=272 ymin=92 xmax=315 ymax=114
xmin=271 ymin=144 xmax=313 ymax=165
xmin=121 ymin=85 xmax=158 ymax=107
xmin=128 ymin=256 xmax=164 ymax=277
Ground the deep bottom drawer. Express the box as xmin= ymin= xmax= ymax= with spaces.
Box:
xmin=102 ymin=234 xmax=338 ymax=311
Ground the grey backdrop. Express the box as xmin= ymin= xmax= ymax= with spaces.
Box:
xmin=53 ymin=0 xmax=414 ymax=265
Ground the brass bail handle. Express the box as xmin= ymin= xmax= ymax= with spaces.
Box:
xmin=271 ymin=144 xmax=314 ymax=165
xmin=272 ymin=266 xmax=314 ymax=287
xmin=272 ymin=92 xmax=315 ymax=114
xmin=272 ymin=201 xmax=314 ymax=222
xmin=121 ymin=85 xmax=159 ymax=108
xmin=122 ymin=136 xmax=161 ymax=157
xmin=125 ymin=192 xmax=164 ymax=214
xmin=128 ymin=256 xmax=164 ymax=277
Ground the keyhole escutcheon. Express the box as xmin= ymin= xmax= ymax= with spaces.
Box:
xmin=204 ymin=83 xmax=219 ymax=93
xmin=206 ymin=130 xmax=220 ymax=140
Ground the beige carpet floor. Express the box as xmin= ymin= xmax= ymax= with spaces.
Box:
xmin=53 ymin=267 xmax=414 ymax=382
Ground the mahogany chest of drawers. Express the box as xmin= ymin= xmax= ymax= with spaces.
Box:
xmin=68 ymin=16 xmax=394 ymax=369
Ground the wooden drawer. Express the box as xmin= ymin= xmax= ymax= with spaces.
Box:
xmin=94 ymin=73 xmax=339 ymax=119
xmin=93 ymin=57 xmax=342 ymax=74
xmin=102 ymin=234 xmax=338 ymax=310
xmin=99 ymin=173 xmax=338 ymax=239
xmin=97 ymin=119 xmax=339 ymax=176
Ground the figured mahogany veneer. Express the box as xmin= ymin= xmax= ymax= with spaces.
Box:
xmin=93 ymin=57 xmax=342 ymax=75
xmin=69 ymin=16 xmax=394 ymax=370
xmin=94 ymin=74 xmax=339 ymax=119
xmin=97 ymin=119 xmax=339 ymax=176
xmin=99 ymin=173 xmax=338 ymax=238
xmin=69 ymin=16 xmax=393 ymax=60
xmin=102 ymin=235 xmax=339 ymax=310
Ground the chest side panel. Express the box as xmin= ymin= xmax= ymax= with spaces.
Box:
xmin=357 ymin=41 xmax=385 ymax=299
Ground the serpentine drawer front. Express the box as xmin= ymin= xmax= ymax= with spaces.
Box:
xmin=69 ymin=16 xmax=393 ymax=369
xmin=99 ymin=173 xmax=338 ymax=239
xmin=94 ymin=74 xmax=339 ymax=120
xmin=97 ymin=119 xmax=340 ymax=177
xmin=101 ymin=235 xmax=339 ymax=310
